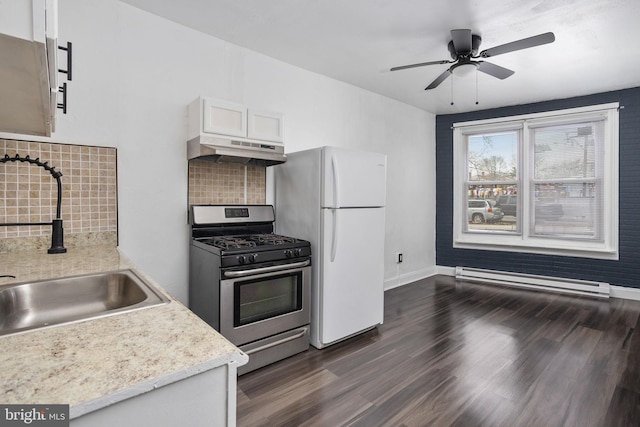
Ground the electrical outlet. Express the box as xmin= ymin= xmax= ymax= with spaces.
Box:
xmin=397 ymin=253 xmax=403 ymax=263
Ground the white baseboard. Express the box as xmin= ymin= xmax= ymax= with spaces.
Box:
xmin=610 ymin=285 xmax=640 ymax=301
xmin=384 ymin=266 xmax=437 ymax=290
xmin=436 ymin=266 xmax=456 ymax=276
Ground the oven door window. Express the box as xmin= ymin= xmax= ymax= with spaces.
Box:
xmin=234 ymin=272 xmax=303 ymax=327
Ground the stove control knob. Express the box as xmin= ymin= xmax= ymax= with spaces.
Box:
xmin=248 ymin=254 xmax=256 ymax=263
xmin=237 ymin=255 xmax=246 ymax=264
xmin=293 ymin=248 xmax=302 ymax=257
xmin=284 ymin=250 xmax=292 ymax=258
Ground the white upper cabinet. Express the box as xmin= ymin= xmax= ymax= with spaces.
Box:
xmin=247 ymin=109 xmax=284 ymax=143
xmin=189 ymin=97 xmax=284 ymax=144
xmin=202 ymin=98 xmax=247 ymax=138
xmin=0 ymin=0 xmax=58 ymax=136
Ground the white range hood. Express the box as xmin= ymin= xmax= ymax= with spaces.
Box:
xmin=187 ymin=134 xmax=287 ymax=167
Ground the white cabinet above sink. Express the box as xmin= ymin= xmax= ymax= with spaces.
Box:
xmin=0 ymin=0 xmax=58 ymax=136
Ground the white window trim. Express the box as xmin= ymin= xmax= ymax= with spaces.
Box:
xmin=452 ymin=103 xmax=619 ymax=260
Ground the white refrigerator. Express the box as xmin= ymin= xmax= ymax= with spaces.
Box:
xmin=274 ymin=146 xmax=387 ymax=349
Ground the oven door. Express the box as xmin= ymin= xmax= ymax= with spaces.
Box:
xmin=219 ymin=259 xmax=311 ymax=346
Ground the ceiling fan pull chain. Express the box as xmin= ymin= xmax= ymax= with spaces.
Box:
xmin=475 ymin=67 xmax=479 ymax=105
xmin=450 ymin=73 xmax=454 ymax=106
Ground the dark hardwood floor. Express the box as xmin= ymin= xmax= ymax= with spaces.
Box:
xmin=237 ymin=275 xmax=640 ymax=426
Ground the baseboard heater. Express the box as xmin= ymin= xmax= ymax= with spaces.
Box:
xmin=455 ymin=266 xmax=610 ymax=299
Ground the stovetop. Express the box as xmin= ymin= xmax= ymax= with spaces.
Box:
xmin=192 ymin=232 xmax=311 ymax=268
xmin=195 ymin=233 xmax=307 ymax=252
xmin=190 ymin=205 xmax=311 ymax=267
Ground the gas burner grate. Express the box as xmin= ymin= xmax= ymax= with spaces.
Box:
xmin=250 ymin=234 xmax=297 ymax=245
xmin=202 ymin=237 xmax=258 ymax=249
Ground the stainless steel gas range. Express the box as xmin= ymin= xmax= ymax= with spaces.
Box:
xmin=188 ymin=204 xmax=311 ymax=375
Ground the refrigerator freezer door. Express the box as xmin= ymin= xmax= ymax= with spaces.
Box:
xmin=319 ymin=207 xmax=385 ymax=346
xmin=322 ymin=147 xmax=387 ymax=208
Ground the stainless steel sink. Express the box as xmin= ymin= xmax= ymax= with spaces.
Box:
xmin=0 ymin=269 xmax=170 ymax=337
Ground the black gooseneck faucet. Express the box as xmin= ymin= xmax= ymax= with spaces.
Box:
xmin=0 ymin=154 xmax=67 ymax=254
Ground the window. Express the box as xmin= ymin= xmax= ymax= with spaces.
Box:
xmin=453 ymin=103 xmax=619 ymax=259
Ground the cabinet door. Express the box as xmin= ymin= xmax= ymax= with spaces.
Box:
xmin=247 ymin=109 xmax=284 ymax=143
xmin=202 ymin=98 xmax=247 ymax=137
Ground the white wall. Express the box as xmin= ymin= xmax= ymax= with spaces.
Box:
xmin=1 ymin=0 xmax=436 ymax=301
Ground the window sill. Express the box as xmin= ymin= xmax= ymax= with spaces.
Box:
xmin=453 ymin=236 xmax=619 ymax=260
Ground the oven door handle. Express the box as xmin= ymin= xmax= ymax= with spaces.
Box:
xmin=244 ymin=328 xmax=308 ymax=356
xmin=223 ymin=260 xmax=310 ymax=278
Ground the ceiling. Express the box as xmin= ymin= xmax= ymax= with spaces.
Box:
xmin=120 ymin=0 xmax=640 ymax=115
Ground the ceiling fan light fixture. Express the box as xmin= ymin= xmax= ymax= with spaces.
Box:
xmin=451 ymin=62 xmax=478 ymax=77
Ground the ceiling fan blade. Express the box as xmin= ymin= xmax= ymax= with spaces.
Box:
xmin=390 ymin=60 xmax=450 ymax=72
xmin=425 ymin=69 xmax=452 ymax=90
xmin=477 ymin=61 xmax=515 ymax=79
xmin=479 ymin=32 xmax=555 ymax=58
xmin=450 ymin=29 xmax=472 ymax=54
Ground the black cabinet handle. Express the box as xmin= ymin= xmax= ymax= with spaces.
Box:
xmin=58 ymin=41 xmax=72 ymax=81
xmin=57 ymin=82 xmax=67 ymax=114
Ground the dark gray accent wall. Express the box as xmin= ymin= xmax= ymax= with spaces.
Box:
xmin=436 ymin=87 xmax=640 ymax=288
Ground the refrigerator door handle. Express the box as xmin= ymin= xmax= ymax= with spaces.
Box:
xmin=331 ymin=208 xmax=339 ymax=262
xmin=331 ymin=154 xmax=340 ymax=208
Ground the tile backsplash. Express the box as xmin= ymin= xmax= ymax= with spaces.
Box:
xmin=0 ymin=139 xmax=117 ymax=252
xmin=188 ymin=160 xmax=266 ymax=205
xmin=1 ymin=141 xmax=266 ymax=252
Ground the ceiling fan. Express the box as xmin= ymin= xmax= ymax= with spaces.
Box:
xmin=391 ymin=29 xmax=555 ymax=90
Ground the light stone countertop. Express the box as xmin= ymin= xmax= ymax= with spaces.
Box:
xmin=0 ymin=245 xmax=248 ymax=418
